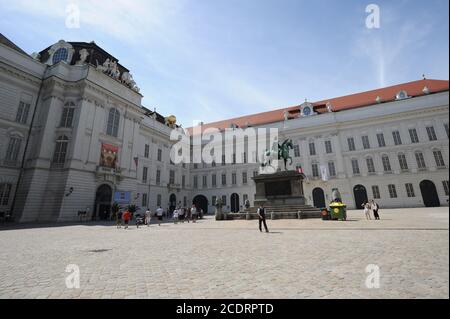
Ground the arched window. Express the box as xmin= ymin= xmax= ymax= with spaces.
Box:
xmin=433 ymin=149 xmax=446 ymax=168
xmin=107 ymin=108 xmax=120 ymax=137
xmin=5 ymin=136 xmax=22 ymax=163
xmin=0 ymin=183 xmax=12 ymax=206
xmin=382 ymin=155 xmax=392 ymax=172
xmin=60 ymin=102 xmax=75 ymax=128
xmin=52 ymin=48 xmax=69 ymax=64
xmin=53 ymin=135 xmax=69 ymax=164
xmin=415 ymin=151 xmax=426 ymax=169
xmin=366 ymin=156 xmax=375 ymax=173
xmin=398 ymin=153 xmax=409 ymax=170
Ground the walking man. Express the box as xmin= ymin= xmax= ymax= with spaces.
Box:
xmin=191 ymin=204 xmax=198 ymax=223
xmin=156 ymin=206 xmax=164 ymax=226
xmin=257 ymin=204 xmax=269 ymax=233
xmin=123 ymin=209 xmax=131 ymax=229
xmin=371 ymin=200 xmax=380 ymax=220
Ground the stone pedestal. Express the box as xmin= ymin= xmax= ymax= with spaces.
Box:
xmin=252 ymin=170 xmax=306 ymax=207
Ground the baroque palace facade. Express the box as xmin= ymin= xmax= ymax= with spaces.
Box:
xmin=0 ymin=34 xmax=449 ymax=222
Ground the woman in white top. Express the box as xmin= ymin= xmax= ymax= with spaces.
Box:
xmin=173 ymin=208 xmax=179 ymax=224
xmin=145 ymin=209 xmax=152 ymax=227
xmin=363 ymin=202 xmax=371 ymax=220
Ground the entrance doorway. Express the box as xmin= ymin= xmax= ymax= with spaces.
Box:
xmin=353 ymin=185 xmax=368 ymax=209
xmin=419 ymin=180 xmax=440 ymax=207
xmin=230 ymin=193 xmax=240 ymax=213
xmin=169 ymin=194 xmax=177 ymax=214
xmin=193 ymin=195 xmax=208 ymax=214
xmin=312 ymin=187 xmax=326 ymax=208
xmin=94 ymin=184 xmax=112 ymax=220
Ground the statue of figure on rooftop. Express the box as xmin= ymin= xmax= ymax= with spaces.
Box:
xmin=76 ymin=48 xmax=89 ymax=65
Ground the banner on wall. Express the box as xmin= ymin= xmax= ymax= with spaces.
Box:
xmin=100 ymin=143 xmax=118 ymax=168
xmin=114 ymin=191 xmax=131 ymax=204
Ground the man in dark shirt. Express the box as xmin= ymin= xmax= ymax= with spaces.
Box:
xmin=257 ymin=204 xmax=269 ymax=233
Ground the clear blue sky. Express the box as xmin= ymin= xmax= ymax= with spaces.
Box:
xmin=1 ymin=0 xmax=448 ymax=127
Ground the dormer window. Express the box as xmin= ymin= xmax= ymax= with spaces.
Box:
xmin=52 ymin=48 xmax=69 ymax=64
xmin=396 ymin=90 xmax=409 ymax=100
xmin=300 ymin=101 xmax=316 ymax=117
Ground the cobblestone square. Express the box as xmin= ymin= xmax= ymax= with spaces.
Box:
xmin=0 ymin=207 xmax=448 ymax=299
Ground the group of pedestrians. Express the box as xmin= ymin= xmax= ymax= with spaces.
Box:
xmin=173 ymin=204 xmax=202 ymax=224
xmin=362 ymin=200 xmax=380 ymax=220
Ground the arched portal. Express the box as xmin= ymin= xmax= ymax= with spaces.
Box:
xmin=193 ymin=195 xmax=208 ymax=214
xmin=94 ymin=184 xmax=112 ymax=220
xmin=312 ymin=187 xmax=326 ymax=209
xmin=169 ymin=194 xmax=177 ymax=214
xmin=230 ymin=193 xmax=240 ymax=213
xmin=353 ymin=185 xmax=368 ymax=209
xmin=419 ymin=180 xmax=440 ymax=207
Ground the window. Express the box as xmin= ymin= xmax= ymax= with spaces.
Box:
xmin=52 ymin=48 xmax=68 ymax=64
xmin=232 ymin=173 xmax=237 ymax=185
xmin=183 ymin=196 xmax=187 ymax=207
xmin=377 ymin=133 xmax=386 ymax=147
xmin=309 ymin=142 xmax=316 ymax=156
xmin=392 ymin=131 xmax=402 ymax=145
xmin=60 ymin=105 xmax=75 ymax=128
xmin=312 ymin=163 xmax=319 ymax=177
xmin=372 ymin=185 xmax=380 ymax=199
xmin=156 ymin=149 xmax=162 ymax=162
xmin=182 ymin=175 xmax=186 ymax=188
xmin=398 ymin=154 xmax=409 ymax=170
xmin=5 ymin=137 xmax=22 ymax=162
xmin=426 ymin=126 xmax=437 ymax=141
xmin=382 ymin=155 xmax=392 ymax=172
xmin=325 ymin=140 xmax=333 ymax=154
xmin=328 ymin=161 xmax=336 ymax=177
xmin=142 ymin=167 xmax=148 ymax=183
xmin=16 ymin=101 xmax=30 ymax=124
xmin=52 ymin=135 xmax=68 ymax=164
xmin=409 ymin=128 xmax=419 ymax=143
xmin=242 ymin=172 xmax=248 ymax=184
xmin=433 ymin=150 xmax=445 ymax=168
xmin=443 ymin=181 xmax=449 ymax=196
xmin=212 ymin=174 xmax=217 ymax=187
xmin=294 ymin=145 xmax=300 ymax=157
xmin=193 ymin=176 xmax=198 ymax=188
xmin=362 ymin=136 xmax=370 ymax=149
xmin=157 ymin=194 xmax=162 ymax=207
xmin=388 ymin=184 xmax=397 ymax=198
xmin=405 ymin=183 xmax=415 ymax=197
xmin=415 ymin=152 xmax=426 ymax=169
xmin=212 ymin=161 xmax=216 ymax=167
xmin=366 ymin=157 xmax=375 ymax=173
xmin=243 ymin=152 xmax=247 ymax=164
xmin=193 ymin=163 xmax=198 ymax=169
xmin=142 ymin=193 xmax=148 ymax=207
xmin=444 ymin=123 xmax=449 ymax=138
xmin=0 ymin=183 xmax=12 ymax=206
xmin=169 ymin=170 xmax=175 ymax=185
xmin=347 ymin=137 xmax=356 ymax=151
xmin=106 ymin=108 xmax=120 ymax=137
xmin=222 ymin=174 xmax=227 ymax=186
xmin=144 ymin=144 xmax=150 ymax=158
xmin=232 ymin=154 xmax=236 ymax=165
xmin=222 ymin=155 xmax=226 ymax=166
xmin=156 ymin=170 xmax=161 ymax=184
xmin=351 ymin=159 xmax=360 ymax=175
xmin=202 ymin=175 xmax=207 ymax=188
xmin=221 ymin=195 xmax=227 ymax=206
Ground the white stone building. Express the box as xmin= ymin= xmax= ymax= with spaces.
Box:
xmin=0 ymin=34 xmax=448 ymax=222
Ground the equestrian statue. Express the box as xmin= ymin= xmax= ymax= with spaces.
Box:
xmin=261 ymin=139 xmax=294 ymax=171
